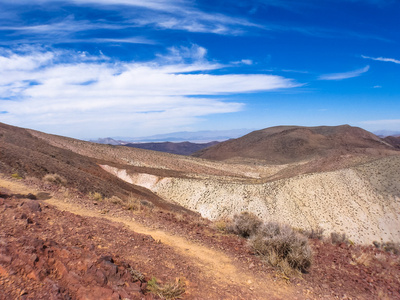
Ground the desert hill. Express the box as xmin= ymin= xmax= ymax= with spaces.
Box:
xmin=1 ymin=121 xmax=400 ymax=245
xmin=193 ymin=125 xmax=397 ymax=164
xmin=125 ymin=141 xmax=219 ymax=155
xmin=384 ymin=135 xmax=400 ymax=149
xmin=0 ymin=122 xmax=191 ymax=213
xmin=1 ymin=121 xmax=400 ymax=298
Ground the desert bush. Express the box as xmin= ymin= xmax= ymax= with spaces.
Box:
xmin=129 ymin=268 xmax=145 ymax=282
xmin=214 ymin=218 xmax=229 ymax=232
xmin=89 ymin=191 xmax=103 ymax=202
xmin=11 ymin=173 xmax=23 ymax=179
xmin=43 ymin=173 xmax=67 ymax=186
xmin=330 ymin=232 xmax=348 ymax=245
xmin=147 ymin=277 xmax=185 ymax=299
xmin=373 ymin=241 xmax=381 ymax=249
xmin=228 ymin=211 xmax=262 ymax=238
xmin=382 ymin=242 xmax=400 ymax=255
xmin=303 ymin=226 xmax=324 ymax=240
xmin=140 ymin=199 xmax=155 ymax=209
xmin=249 ymin=222 xmax=312 ymax=274
xmin=125 ymin=196 xmax=141 ymax=211
xmin=106 ymin=196 xmax=124 ymax=205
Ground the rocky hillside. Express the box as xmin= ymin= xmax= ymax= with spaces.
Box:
xmin=2 ymin=122 xmax=400 ymax=244
xmin=0 ymin=122 xmax=190 ymax=213
xmin=384 ymin=136 xmax=400 ymax=149
xmin=193 ymin=125 xmax=397 ymax=164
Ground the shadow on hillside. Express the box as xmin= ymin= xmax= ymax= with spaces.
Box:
xmin=0 ymin=191 xmax=52 ymax=200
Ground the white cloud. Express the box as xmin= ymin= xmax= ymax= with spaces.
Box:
xmin=362 ymin=55 xmax=400 ymax=64
xmin=0 ymin=47 xmax=299 ymax=138
xmin=319 ymin=65 xmax=370 ymax=80
xmin=232 ymin=59 xmax=253 ymax=65
xmin=5 ymin=0 xmax=260 ymax=36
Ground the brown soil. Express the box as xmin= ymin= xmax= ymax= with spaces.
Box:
xmin=193 ymin=125 xmax=399 ymax=167
xmin=384 ymin=136 xmax=400 ymax=149
xmin=1 ymin=177 xmax=400 ymax=299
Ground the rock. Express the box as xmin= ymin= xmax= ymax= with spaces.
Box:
xmin=26 ymin=193 xmax=37 ymax=200
xmin=30 ymin=254 xmax=39 ymax=266
xmin=23 ymin=201 xmax=42 ymax=213
xmin=27 ymin=270 xmax=39 ymax=281
xmin=0 ymin=254 xmax=12 ymax=264
xmin=54 ymin=260 xmax=69 ymax=278
xmin=76 ymin=286 xmax=118 ymax=300
xmin=0 ymin=265 xmax=9 ymax=276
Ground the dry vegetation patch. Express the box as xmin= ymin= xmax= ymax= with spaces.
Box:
xmin=147 ymin=277 xmax=186 ymax=299
xmin=43 ymin=173 xmax=67 ymax=186
xmin=228 ymin=212 xmax=312 ymax=275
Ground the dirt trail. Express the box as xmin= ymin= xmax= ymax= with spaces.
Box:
xmin=45 ymin=199 xmax=295 ymax=299
xmin=0 ymin=178 xmax=298 ymax=299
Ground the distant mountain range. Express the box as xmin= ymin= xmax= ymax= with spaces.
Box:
xmin=125 ymin=141 xmax=219 ymax=155
xmin=373 ymin=130 xmax=400 ymax=137
xmin=90 ymin=127 xmax=400 ymax=156
xmin=89 ymin=128 xmax=254 ymax=144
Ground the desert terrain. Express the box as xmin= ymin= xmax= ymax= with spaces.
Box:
xmin=1 ymin=122 xmax=400 ymax=299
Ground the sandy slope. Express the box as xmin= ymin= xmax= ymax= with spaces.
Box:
xmin=101 ymin=156 xmax=400 ymax=244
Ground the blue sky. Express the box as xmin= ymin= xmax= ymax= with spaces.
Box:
xmin=0 ymin=0 xmax=399 ymax=139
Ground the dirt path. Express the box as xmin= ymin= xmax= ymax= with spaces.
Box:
xmin=0 ymin=177 xmax=298 ymax=299
xmin=46 ymin=199 xmax=296 ymax=299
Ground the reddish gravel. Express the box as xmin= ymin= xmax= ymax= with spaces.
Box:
xmin=1 ymin=182 xmax=400 ymax=299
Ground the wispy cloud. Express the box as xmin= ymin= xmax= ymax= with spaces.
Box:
xmin=319 ymin=65 xmax=370 ymax=80
xmin=362 ymin=55 xmax=400 ymax=64
xmin=231 ymin=59 xmax=253 ymax=65
xmin=0 ymin=46 xmax=300 ymax=138
xmin=3 ymin=0 xmax=260 ymax=37
xmin=0 ymin=15 xmax=156 ymax=46
xmin=360 ymin=119 xmax=400 ymax=125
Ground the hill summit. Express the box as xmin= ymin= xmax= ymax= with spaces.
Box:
xmin=193 ymin=125 xmax=396 ymax=164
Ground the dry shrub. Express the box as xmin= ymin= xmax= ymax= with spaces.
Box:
xmin=11 ymin=173 xmax=23 ymax=179
xmin=125 ymin=197 xmax=141 ymax=211
xmin=140 ymin=199 xmax=154 ymax=209
xmin=228 ymin=212 xmax=312 ymax=274
xmin=250 ymin=222 xmax=312 ymax=274
xmin=330 ymin=232 xmax=348 ymax=244
xmin=129 ymin=268 xmax=145 ymax=282
xmin=147 ymin=277 xmax=185 ymax=299
xmin=382 ymin=242 xmax=400 ymax=255
xmin=214 ymin=218 xmax=229 ymax=232
xmin=89 ymin=191 xmax=103 ymax=202
xmin=107 ymin=196 xmax=124 ymax=205
xmin=371 ymin=241 xmax=399 ymax=255
xmin=303 ymin=226 xmax=324 ymax=240
xmin=43 ymin=173 xmax=67 ymax=186
xmin=228 ymin=211 xmax=262 ymax=238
